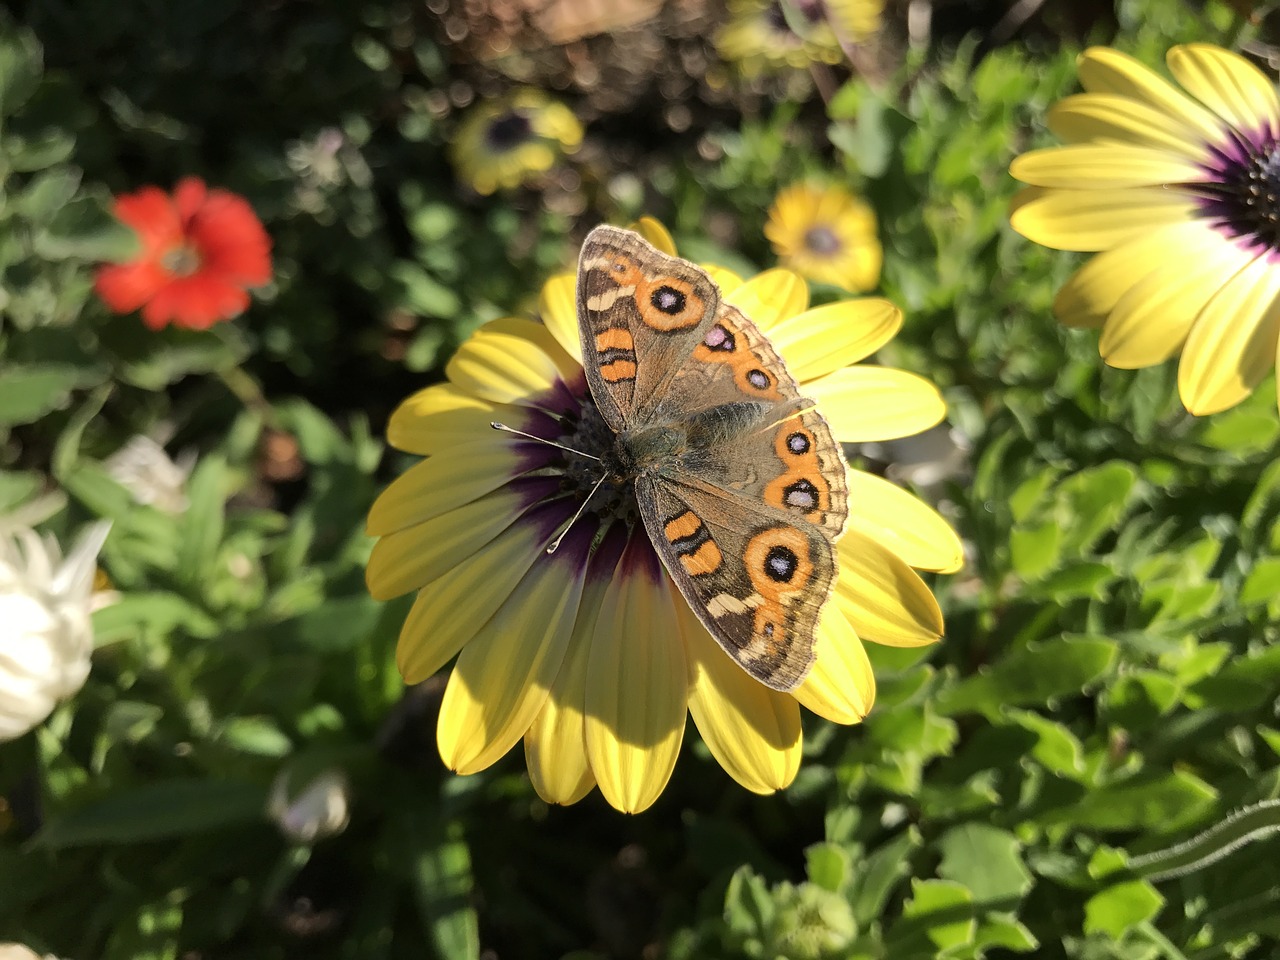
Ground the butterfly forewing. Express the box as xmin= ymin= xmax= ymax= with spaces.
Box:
xmin=577 ymin=225 xmax=721 ymax=430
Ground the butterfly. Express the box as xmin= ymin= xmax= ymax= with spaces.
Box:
xmin=575 ymin=225 xmax=850 ymax=692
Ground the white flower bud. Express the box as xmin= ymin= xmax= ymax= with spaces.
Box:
xmin=0 ymin=521 xmax=111 ymax=742
xmin=103 ymin=436 xmax=194 ymax=514
xmin=267 ymin=769 xmax=350 ymax=844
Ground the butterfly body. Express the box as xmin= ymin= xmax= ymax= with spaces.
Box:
xmin=576 ymin=226 xmax=849 ymax=692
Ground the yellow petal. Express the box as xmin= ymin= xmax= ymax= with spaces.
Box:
xmin=724 ymin=268 xmax=809 ymax=329
xmin=632 ymin=217 xmax=678 ymax=255
xmin=705 ymin=264 xmax=745 ymax=296
xmin=584 ymin=536 xmax=688 ymax=814
xmin=1076 ymin=46 xmax=1225 ymax=145
xmin=1100 ymin=224 xmax=1247 ymax=368
xmin=366 ymin=442 xmax=520 ymax=536
xmin=1047 ymin=93 xmax=1213 ymax=158
xmin=680 ymin=601 xmax=802 ymax=795
xmin=835 ymin=530 xmax=944 ymax=647
xmin=446 ymin=318 xmax=577 ymax=404
xmin=1009 ymin=186 xmax=1200 ymax=252
xmin=368 ymin=484 xmax=549 ymax=601
xmin=773 ymin=298 xmax=903 ymax=381
xmin=845 ymin=471 xmax=964 ymax=573
xmin=1010 ymin=144 xmax=1205 ymax=189
xmin=809 ymin=366 xmax=946 ymax=442
xmin=1167 ymin=43 xmax=1280 ymax=137
xmin=396 ymin=508 xmax=553 ymax=683
xmin=387 ymin=384 xmax=519 ymax=456
xmin=1179 ymin=252 xmax=1280 ymax=415
xmin=539 ymin=272 xmax=582 ymax=363
xmin=438 ymin=524 xmax=594 ymax=774
xmin=525 ymin=532 xmax=630 ymax=805
xmin=1052 ymin=222 xmax=1213 ymax=329
xmin=793 ymin=606 xmax=874 ymax=724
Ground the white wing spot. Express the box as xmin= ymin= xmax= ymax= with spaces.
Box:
xmin=586 ymin=286 xmax=634 ymax=311
xmin=707 ymin=592 xmax=762 ymax=618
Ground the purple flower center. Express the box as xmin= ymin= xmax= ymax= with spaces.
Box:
xmin=485 ymin=112 xmax=534 ymax=152
xmin=803 ymin=225 xmax=843 ymax=256
xmin=1196 ymin=128 xmax=1280 ymax=254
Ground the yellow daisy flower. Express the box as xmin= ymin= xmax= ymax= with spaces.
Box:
xmin=450 ymin=89 xmax=584 ymax=196
xmin=1011 ymin=44 xmax=1280 ymax=416
xmin=716 ymin=0 xmax=884 ymax=75
xmin=766 ymin=183 xmax=883 ymax=291
xmin=365 ymin=219 xmax=960 ymax=813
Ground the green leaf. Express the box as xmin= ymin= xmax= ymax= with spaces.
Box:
xmin=1241 ymin=558 xmax=1280 ymax=606
xmin=1083 ymin=880 xmax=1164 ymax=938
xmin=177 ymin=455 xmax=228 ymax=587
xmin=937 ymin=824 xmax=1032 ymax=909
xmin=0 ymin=469 xmax=41 ymax=511
xmin=91 ymin=592 xmax=219 ymax=645
xmin=1029 ymin=561 xmax=1114 ymax=601
xmin=218 ymin=717 xmax=293 ymax=757
xmin=1009 ymin=468 xmax=1059 ymax=523
xmin=0 ymin=363 xmax=83 ymax=425
xmin=936 ymin=637 xmax=1118 ymax=716
xmin=897 ymin=879 xmax=975 ymax=951
xmin=973 ymin=915 xmax=1039 ymax=953
xmin=1009 ymin=522 xmax=1062 ymax=579
xmin=0 ymin=23 xmax=43 ymax=117
xmin=409 ymin=817 xmax=479 ymax=960
xmin=1036 ymin=770 xmax=1217 ymax=832
xmin=725 ymin=867 xmax=775 ymax=939
xmin=109 ymin=326 xmax=248 ymax=390
xmin=2 ymin=126 xmax=75 ymax=171
xmin=14 ymin=166 xmax=82 ymax=223
xmin=1055 ymin=462 xmax=1137 ymax=556
xmin=1003 ymin=709 xmax=1085 ymax=777
xmin=805 ymin=842 xmax=852 ymax=894
xmin=391 ymin=260 xmax=462 ymax=318
xmin=33 ymin=195 xmax=139 ymax=261
xmin=34 ymin=780 xmax=266 ymax=848
xmin=848 ymin=829 xmax=920 ymax=922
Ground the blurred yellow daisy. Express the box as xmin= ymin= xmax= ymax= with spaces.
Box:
xmin=450 ymin=89 xmax=584 ymax=196
xmin=1011 ymin=44 xmax=1280 ymax=416
xmin=366 ymin=219 xmax=959 ymax=813
xmin=766 ymin=183 xmax=883 ymax=291
xmin=716 ymin=0 xmax=883 ymax=75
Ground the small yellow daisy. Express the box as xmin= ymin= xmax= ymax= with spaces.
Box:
xmin=1011 ymin=44 xmax=1280 ymax=416
xmin=365 ymin=220 xmax=960 ymax=813
xmin=716 ymin=0 xmax=884 ymax=76
xmin=450 ymin=89 xmax=584 ymax=196
xmin=765 ymin=183 xmax=883 ymax=292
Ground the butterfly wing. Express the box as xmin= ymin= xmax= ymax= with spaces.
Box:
xmin=577 ymin=225 xmax=722 ymax=431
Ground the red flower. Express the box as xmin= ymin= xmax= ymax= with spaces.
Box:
xmin=95 ymin=177 xmax=272 ymax=331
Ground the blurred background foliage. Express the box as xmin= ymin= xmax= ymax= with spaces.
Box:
xmin=3 ymin=0 xmax=1280 ymax=957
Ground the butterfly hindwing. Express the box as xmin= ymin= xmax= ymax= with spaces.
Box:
xmin=636 ymin=476 xmax=836 ymax=691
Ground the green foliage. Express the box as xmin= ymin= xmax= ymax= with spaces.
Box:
xmin=3 ymin=0 xmax=1280 ymax=958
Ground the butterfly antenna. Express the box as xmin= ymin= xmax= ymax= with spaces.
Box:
xmin=546 ymin=471 xmax=611 ymax=554
xmin=490 ymin=421 xmax=602 ymax=461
